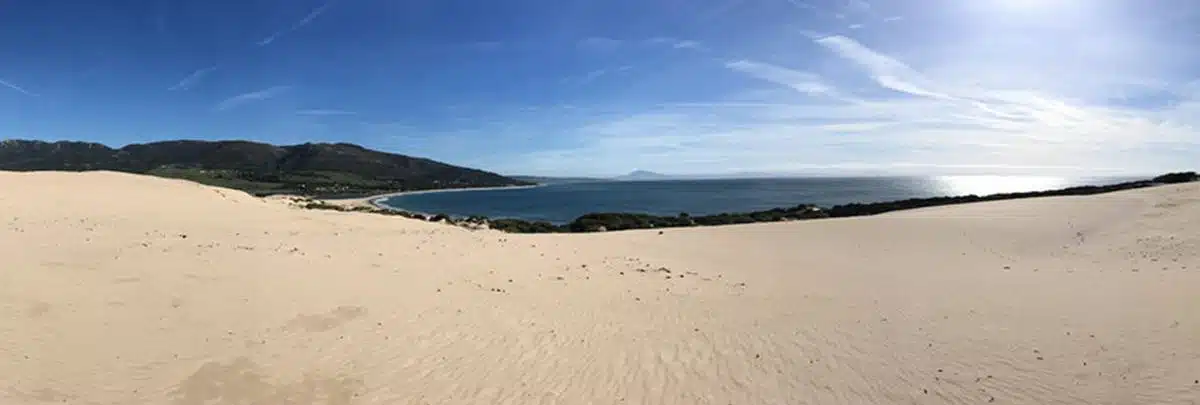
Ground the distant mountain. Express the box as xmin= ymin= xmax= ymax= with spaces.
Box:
xmin=0 ymin=139 xmax=530 ymax=197
xmin=614 ymin=170 xmax=672 ymax=181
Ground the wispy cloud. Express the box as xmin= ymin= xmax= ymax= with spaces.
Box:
xmin=258 ymin=0 xmax=336 ymax=46
xmin=785 ymin=0 xmax=817 ymax=10
xmin=0 ymin=77 xmax=38 ymax=97
xmin=577 ymin=37 xmax=622 ymax=51
xmin=496 ymin=34 xmax=1197 ymax=176
xmin=725 ymin=60 xmax=838 ymax=97
xmin=168 ymin=66 xmax=218 ymax=91
xmin=579 ymin=69 xmax=608 ymax=84
xmin=644 ymin=37 xmax=706 ymax=51
xmin=672 ymin=40 xmax=705 ymax=50
xmin=296 ymin=109 xmax=357 ymax=116
xmin=814 ymin=35 xmax=950 ymax=99
xmin=882 ymin=16 xmax=903 ymax=22
xmin=214 ymin=86 xmax=292 ymax=111
xmin=846 ymin=0 xmax=872 ymax=13
xmin=786 ymin=0 xmax=875 ymax=23
xmin=563 ymin=66 xmax=634 ymax=85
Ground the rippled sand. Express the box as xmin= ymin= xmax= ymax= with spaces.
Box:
xmin=2 ymin=171 xmax=1197 ymax=404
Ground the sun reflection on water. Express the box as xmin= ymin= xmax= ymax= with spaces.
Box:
xmin=933 ymin=175 xmax=1069 ymax=197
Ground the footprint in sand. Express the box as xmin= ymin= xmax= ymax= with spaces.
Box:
xmin=172 ymin=357 xmax=364 ymax=405
xmin=26 ymin=301 xmax=52 ymax=318
xmin=283 ymin=306 xmax=369 ymax=333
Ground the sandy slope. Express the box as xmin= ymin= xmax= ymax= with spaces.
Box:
xmin=1 ymin=171 xmax=1197 ymax=405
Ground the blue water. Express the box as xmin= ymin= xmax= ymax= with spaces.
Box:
xmin=379 ymin=176 xmax=1140 ymax=224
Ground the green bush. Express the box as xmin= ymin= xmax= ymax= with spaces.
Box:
xmin=1154 ymin=172 xmax=1199 ymax=184
xmin=490 ymin=219 xmax=563 ymax=233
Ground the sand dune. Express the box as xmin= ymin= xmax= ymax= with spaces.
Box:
xmin=1 ymin=170 xmax=1197 ymax=404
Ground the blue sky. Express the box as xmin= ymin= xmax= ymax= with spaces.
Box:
xmin=0 ymin=0 xmax=1197 ymax=176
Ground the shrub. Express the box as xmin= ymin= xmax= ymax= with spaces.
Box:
xmin=1154 ymin=172 xmax=1199 ymax=184
xmin=490 ymin=219 xmax=562 ymax=233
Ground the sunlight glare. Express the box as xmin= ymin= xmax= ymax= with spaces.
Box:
xmin=935 ymin=176 xmax=1069 ymax=196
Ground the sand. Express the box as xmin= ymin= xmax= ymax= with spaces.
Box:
xmin=1 ymin=170 xmax=1197 ymax=405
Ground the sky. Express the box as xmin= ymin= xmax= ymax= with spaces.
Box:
xmin=0 ymin=0 xmax=1197 ymax=177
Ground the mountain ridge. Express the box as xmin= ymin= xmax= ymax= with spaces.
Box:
xmin=0 ymin=139 xmax=530 ymax=197
xmin=614 ymin=170 xmax=671 ymax=181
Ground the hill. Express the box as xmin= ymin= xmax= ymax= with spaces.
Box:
xmin=614 ymin=170 xmax=671 ymax=181
xmin=0 ymin=139 xmax=530 ymax=197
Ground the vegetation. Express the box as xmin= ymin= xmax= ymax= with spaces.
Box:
xmin=489 ymin=219 xmax=562 ymax=233
xmin=0 ymin=139 xmax=531 ymax=198
xmin=1153 ymin=172 xmax=1200 ymax=184
xmin=294 ymin=172 xmax=1197 ymax=234
xmin=823 ymin=172 xmax=1195 ymax=218
xmin=565 ymin=205 xmax=826 ymax=232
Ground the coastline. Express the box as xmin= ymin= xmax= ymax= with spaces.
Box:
xmin=329 ymin=184 xmax=546 ymax=211
xmin=316 ymin=172 xmax=1195 ymax=233
xmin=301 ymin=172 xmax=1200 ymax=233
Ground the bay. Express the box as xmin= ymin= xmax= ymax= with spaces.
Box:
xmin=378 ymin=176 xmax=1140 ymax=224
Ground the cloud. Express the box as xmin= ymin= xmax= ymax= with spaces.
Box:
xmin=168 ymin=66 xmax=218 ymax=91
xmin=258 ymin=0 xmax=335 ymax=46
xmin=296 ymin=109 xmax=357 ymax=116
xmin=563 ymin=66 xmax=634 ymax=85
xmin=494 ymin=35 xmax=1197 ymax=176
xmin=883 ymin=16 xmax=903 ymax=22
xmin=672 ymin=40 xmax=704 ymax=50
xmin=644 ymin=37 xmax=706 ymax=51
xmin=214 ymin=86 xmax=292 ymax=111
xmin=815 ymin=35 xmax=951 ymax=99
xmin=786 ymin=0 xmax=875 ymax=23
xmin=579 ymin=69 xmax=608 ymax=84
xmin=724 ymin=60 xmax=838 ymax=97
xmin=784 ymin=0 xmax=817 ymax=10
xmin=848 ymin=24 xmax=864 ymax=29
xmin=577 ymin=37 xmax=622 ymax=51
xmin=0 ymin=77 xmax=38 ymax=97
xmin=846 ymin=0 xmax=872 ymax=13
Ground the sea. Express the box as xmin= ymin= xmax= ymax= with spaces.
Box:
xmin=377 ymin=176 xmax=1143 ymax=224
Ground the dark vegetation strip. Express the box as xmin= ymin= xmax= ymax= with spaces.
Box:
xmin=0 ymin=139 xmax=532 ymax=198
xmin=299 ymin=172 xmax=1198 ymax=233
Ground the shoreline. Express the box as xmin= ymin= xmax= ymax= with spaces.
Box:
xmin=304 ymin=172 xmax=1198 ymax=233
xmin=425 ymin=173 xmax=1199 ymax=232
xmin=329 ymin=184 xmax=546 ymax=211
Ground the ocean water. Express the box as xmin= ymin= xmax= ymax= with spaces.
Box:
xmin=378 ymin=176 xmax=1140 ymax=224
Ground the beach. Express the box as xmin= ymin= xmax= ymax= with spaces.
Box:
xmin=326 ymin=184 xmax=545 ymax=211
xmin=2 ymin=170 xmax=1198 ymax=404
